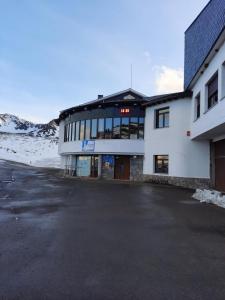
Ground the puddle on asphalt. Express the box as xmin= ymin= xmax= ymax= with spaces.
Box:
xmin=180 ymin=200 xmax=199 ymax=205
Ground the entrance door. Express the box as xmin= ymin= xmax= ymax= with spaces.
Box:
xmin=114 ymin=156 xmax=130 ymax=180
xmin=90 ymin=156 xmax=98 ymax=178
xmin=215 ymin=139 xmax=225 ymax=192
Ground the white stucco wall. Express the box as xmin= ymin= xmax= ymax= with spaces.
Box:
xmin=191 ymin=40 xmax=225 ymax=139
xmin=143 ymin=99 xmax=210 ymax=179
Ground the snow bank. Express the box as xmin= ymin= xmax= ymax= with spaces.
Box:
xmin=193 ymin=189 xmax=225 ymax=209
xmin=0 ymin=133 xmax=60 ymax=168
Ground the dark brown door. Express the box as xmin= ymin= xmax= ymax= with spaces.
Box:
xmin=114 ymin=156 xmax=130 ymax=180
xmin=215 ymin=139 xmax=225 ymax=192
xmin=90 ymin=156 xmax=98 ymax=178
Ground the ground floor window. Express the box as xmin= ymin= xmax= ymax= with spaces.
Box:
xmin=154 ymin=155 xmax=168 ymax=174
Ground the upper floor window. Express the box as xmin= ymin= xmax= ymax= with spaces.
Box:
xmin=105 ymin=118 xmax=113 ymax=139
xmin=121 ymin=117 xmax=129 ymax=139
xmin=155 ymin=107 xmax=169 ymax=128
xmin=113 ymin=118 xmax=121 ymax=139
xmin=207 ymin=72 xmax=218 ymax=110
xmin=80 ymin=120 xmax=85 ymax=140
xmin=85 ymin=120 xmax=91 ymax=140
xmin=195 ymin=93 xmax=201 ymax=120
xmin=91 ymin=119 xmax=97 ymax=139
xmin=98 ymin=118 xmax=105 ymax=139
xmin=139 ymin=117 xmax=144 ymax=139
xmin=64 ymin=117 xmax=145 ymax=142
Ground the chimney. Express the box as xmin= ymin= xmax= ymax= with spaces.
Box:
xmin=98 ymin=95 xmax=104 ymax=99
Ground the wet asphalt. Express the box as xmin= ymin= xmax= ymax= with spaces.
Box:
xmin=0 ymin=160 xmax=225 ymax=300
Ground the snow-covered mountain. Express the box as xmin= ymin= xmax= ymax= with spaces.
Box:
xmin=0 ymin=114 xmax=60 ymax=168
xmin=0 ymin=113 xmax=58 ymax=137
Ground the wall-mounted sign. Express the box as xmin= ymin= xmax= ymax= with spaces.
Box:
xmin=82 ymin=140 xmax=95 ymax=152
xmin=120 ymin=108 xmax=130 ymax=114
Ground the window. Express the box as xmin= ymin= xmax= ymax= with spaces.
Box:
xmin=80 ymin=120 xmax=85 ymax=140
xmin=85 ymin=120 xmax=91 ymax=140
xmin=130 ymin=117 xmax=138 ymax=139
xmin=195 ymin=94 xmax=201 ymax=120
xmin=121 ymin=117 xmax=129 ymax=139
xmin=155 ymin=155 xmax=168 ymax=174
xmin=67 ymin=123 xmax=70 ymax=141
xmin=113 ymin=118 xmax=121 ymax=139
xmin=105 ymin=118 xmax=113 ymax=139
xmin=155 ymin=107 xmax=169 ymax=128
xmin=207 ymin=72 xmax=218 ymax=109
xmin=139 ymin=117 xmax=144 ymax=139
xmin=70 ymin=122 xmax=74 ymax=141
xmin=91 ymin=119 xmax=97 ymax=139
xmin=76 ymin=121 xmax=80 ymax=140
xmin=64 ymin=125 xmax=67 ymax=142
xmin=98 ymin=118 xmax=105 ymax=139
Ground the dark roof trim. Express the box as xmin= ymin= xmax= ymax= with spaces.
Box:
xmin=143 ymin=91 xmax=193 ymax=107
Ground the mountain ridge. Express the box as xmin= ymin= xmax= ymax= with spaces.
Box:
xmin=0 ymin=113 xmax=59 ymax=138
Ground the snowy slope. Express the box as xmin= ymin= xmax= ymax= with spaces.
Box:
xmin=0 ymin=114 xmax=60 ymax=168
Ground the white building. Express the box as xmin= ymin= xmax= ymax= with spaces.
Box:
xmin=58 ymin=0 xmax=225 ymax=192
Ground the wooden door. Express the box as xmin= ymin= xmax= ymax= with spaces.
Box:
xmin=114 ymin=156 xmax=130 ymax=180
xmin=215 ymin=139 xmax=225 ymax=192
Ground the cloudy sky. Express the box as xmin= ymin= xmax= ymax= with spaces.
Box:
xmin=0 ymin=0 xmax=208 ymax=123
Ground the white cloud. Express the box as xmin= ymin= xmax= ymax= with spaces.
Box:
xmin=154 ymin=66 xmax=184 ymax=94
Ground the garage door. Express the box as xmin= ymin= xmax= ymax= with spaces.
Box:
xmin=215 ymin=139 xmax=225 ymax=192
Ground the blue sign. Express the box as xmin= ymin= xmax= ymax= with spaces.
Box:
xmin=82 ymin=140 xmax=95 ymax=152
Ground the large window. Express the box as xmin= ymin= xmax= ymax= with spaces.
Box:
xmin=139 ymin=117 xmax=144 ymax=139
xmin=113 ymin=118 xmax=121 ymax=139
xmin=105 ymin=118 xmax=113 ymax=139
xmin=121 ymin=117 xmax=129 ymax=139
xmin=64 ymin=116 xmax=145 ymax=142
xmin=98 ymin=118 xmax=105 ymax=139
xmin=130 ymin=117 xmax=138 ymax=139
xmin=155 ymin=107 xmax=169 ymax=128
xmin=85 ymin=120 xmax=91 ymax=140
xmin=76 ymin=121 xmax=80 ymax=140
xmin=91 ymin=119 xmax=97 ymax=139
xmin=207 ymin=72 xmax=218 ymax=109
xmin=155 ymin=155 xmax=168 ymax=174
xmin=80 ymin=120 xmax=85 ymax=140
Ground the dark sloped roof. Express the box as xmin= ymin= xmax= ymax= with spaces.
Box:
xmin=143 ymin=91 xmax=192 ymax=107
xmin=184 ymin=0 xmax=225 ymax=89
xmin=59 ymin=88 xmax=148 ymax=120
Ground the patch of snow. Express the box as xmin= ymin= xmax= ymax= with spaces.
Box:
xmin=193 ymin=189 xmax=225 ymax=209
xmin=0 ymin=133 xmax=60 ymax=168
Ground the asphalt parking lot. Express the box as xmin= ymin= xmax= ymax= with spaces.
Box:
xmin=1 ymin=160 xmax=225 ymax=300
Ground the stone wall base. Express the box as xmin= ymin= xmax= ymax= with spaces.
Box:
xmin=143 ymin=174 xmax=211 ymax=190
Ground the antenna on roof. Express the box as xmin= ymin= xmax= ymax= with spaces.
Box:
xmin=130 ymin=64 xmax=133 ymax=89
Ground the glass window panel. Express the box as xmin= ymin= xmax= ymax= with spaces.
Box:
xmin=164 ymin=113 xmax=169 ymax=127
xmin=80 ymin=120 xmax=85 ymax=140
xmin=70 ymin=123 xmax=73 ymax=141
xmin=67 ymin=124 xmax=70 ymax=141
xmin=139 ymin=117 xmax=144 ymax=139
xmin=98 ymin=118 xmax=105 ymax=139
xmin=155 ymin=155 xmax=168 ymax=174
xmin=76 ymin=121 xmax=80 ymax=140
xmin=105 ymin=118 xmax=113 ymax=139
xmin=121 ymin=117 xmax=129 ymax=139
xmin=130 ymin=117 xmax=138 ymax=139
xmin=91 ymin=119 xmax=97 ymax=139
xmin=113 ymin=118 xmax=121 ymax=139
xmin=85 ymin=120 xmax=91 ymax=140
